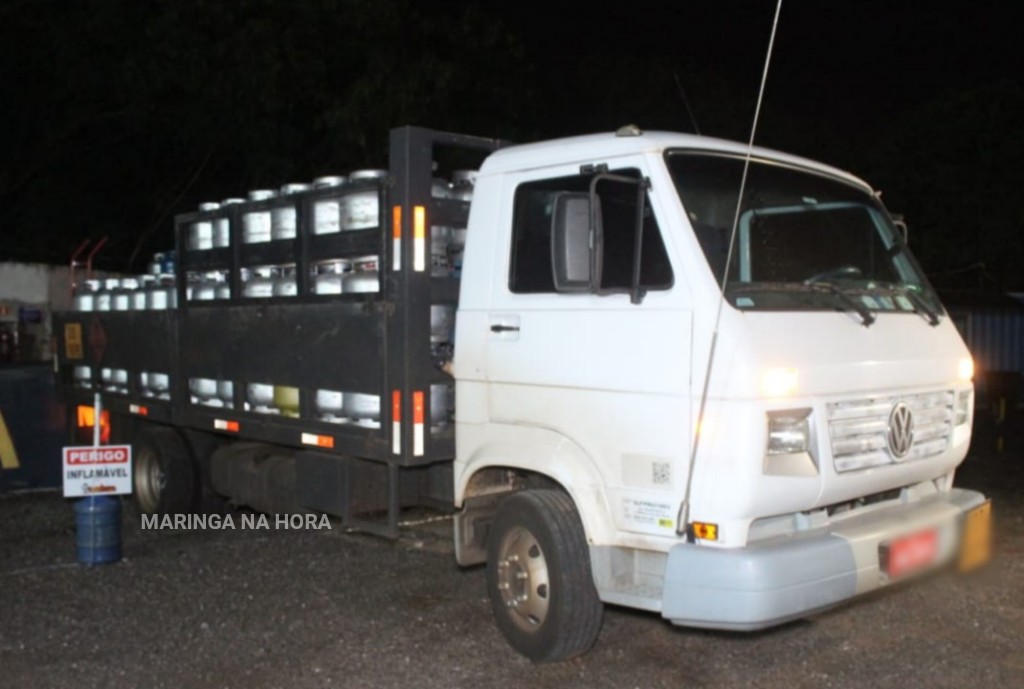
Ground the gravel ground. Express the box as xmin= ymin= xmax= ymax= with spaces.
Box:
xmin=1 ymin=425 xmax=1021 ymax=689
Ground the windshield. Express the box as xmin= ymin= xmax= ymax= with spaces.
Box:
xmin=665 ymin=151 xmax=942 ymax=318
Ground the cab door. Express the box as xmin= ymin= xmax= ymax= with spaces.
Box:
xmin=480 ymin=157 xmax=693 ymax=538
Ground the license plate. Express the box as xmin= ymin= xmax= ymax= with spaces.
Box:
xmin=958 ymin=500 xmax=993 ymax=572
xmin=881 ymin=528 xmax=938 ymax=579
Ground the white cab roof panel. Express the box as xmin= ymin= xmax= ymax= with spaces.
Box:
xmin=480 ymin=130 xmax=869 ymax=190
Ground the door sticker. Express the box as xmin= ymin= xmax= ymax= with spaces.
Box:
xmin=622 ymin=497 xmax=675 ymax=531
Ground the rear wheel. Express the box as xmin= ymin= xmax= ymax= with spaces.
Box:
xmin=486 ymin=490 xmax=603 ymax=662
xmin=133 ymin=426 xmax=196 ymax=515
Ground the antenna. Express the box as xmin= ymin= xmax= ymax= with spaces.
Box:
xmin=678 ymin=0 xmax=785 ymax=538
xmin=673 ymin=73 xmax=701 ymax=135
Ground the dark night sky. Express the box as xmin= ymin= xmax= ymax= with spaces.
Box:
xmin=1 ymin=0 xmax=1020 ymax=292
xmin=511 ymin=2 xmax=1017 ymax=140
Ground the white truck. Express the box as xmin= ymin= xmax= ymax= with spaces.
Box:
xmin=56 ymin=125 xmax=990 ymax=661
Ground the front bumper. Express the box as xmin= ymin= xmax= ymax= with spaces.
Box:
xmin=661 ymin=488 xmax=987 ymax=630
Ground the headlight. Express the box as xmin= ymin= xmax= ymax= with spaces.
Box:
xmin=767 ymin=409 xmax=811 ymax=455
xmin=764 ymin=409 xmax=817 ymax=477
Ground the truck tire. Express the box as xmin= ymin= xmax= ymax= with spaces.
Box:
xmin=182 ymin=429 xmax=229 ymax=514
xmin=133 ymin=426 xmax=197 ymax=515
xmin=486 ymin=490 xmax=603 ymax=662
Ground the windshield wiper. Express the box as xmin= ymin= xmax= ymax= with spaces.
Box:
xmin=897 ymin=287 xmax=941 ymax=327
xmin=806 ymin=281 xmax=875 ymax=327
xmin=729 ymin=281 xmax=876 ymax=327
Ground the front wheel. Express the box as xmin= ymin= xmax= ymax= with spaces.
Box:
xmin=486 ymin=490 xmax=603 ymax=662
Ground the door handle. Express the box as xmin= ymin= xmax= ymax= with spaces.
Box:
xmin=489 ymin=314 xmax=521 ymax=340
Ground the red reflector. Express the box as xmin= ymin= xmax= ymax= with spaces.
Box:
xmin=129 ymin=404 xmax=149 ymax=416
xmin=392 ymin=390 xmax=402 ymax=422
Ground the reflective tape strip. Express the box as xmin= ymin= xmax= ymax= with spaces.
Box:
xmin=0 ymin=409 xmax=20 ymax=469
xmin=214 ymin=419 xmax=239 ymax=432
xmin=129 ymin=404 xmax=149 ymax=416
xmin=413 ymin=390 xmax=425 ymax=456
xmin=413 ymin=205 xmax=426 ymax=272
xmin=392 ymin=205 xmax=402 ymax=271
xmin=392 ymin=390 xmax=402 ymax=455
xmin=301 ymin=433 xmax=335 ymax=449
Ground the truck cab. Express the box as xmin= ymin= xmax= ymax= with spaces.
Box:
xmin=452 ymin=127 xmax=986 ymax=658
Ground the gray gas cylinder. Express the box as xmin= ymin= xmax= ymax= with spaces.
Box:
xmin=312 ymin=259 xmax=351 ymax=295
xmin=312 ymin=176 xmax=346 ymax=235
xmin=342 ymin=256 xmax=380 ymax=293
xmin=341 ymin=170 xmax=387 ymax=231
xmin=272 ymin=265 xmax=297 ymax=297
xmin=242 ymin=266 xmax=276 ymax=298
xmin=315 ymin=389 xmax=345 ymax=421
xmin=73 ymin=280 xmax=101 ymax=312
xmin=189 ymin=202 xmax=219 ymax=250
xmin=272 ymin=183 xmax=310 ymax=240
xmin=216 ymin=198 xmax=244 ymax=247
xmin=246 ymin=382 xmax=277 ymax=413
xmin=242 ymin=190 xmax=277 ymax=244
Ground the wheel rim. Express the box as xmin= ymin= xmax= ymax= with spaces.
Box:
xmin=134 ymin=447 xmax=164 ymax=513
xmin=495 ymin=525 xmax=550 ymax=633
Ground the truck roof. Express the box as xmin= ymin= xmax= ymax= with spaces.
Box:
xmin=480 ymin=129 xmax=871 ymax=190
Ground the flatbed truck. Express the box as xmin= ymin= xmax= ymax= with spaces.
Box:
xmin=55 ymin=125 xmax=990 ymax=661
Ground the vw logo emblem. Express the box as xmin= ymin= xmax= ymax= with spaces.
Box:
xmin=888 ymin=402 xmax=914 ymax=460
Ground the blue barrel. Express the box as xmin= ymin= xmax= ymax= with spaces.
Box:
xmin=160 ymin=250 xmax=177 ymax=276
xmin=74 ymin=496 xmax=122 ymax=565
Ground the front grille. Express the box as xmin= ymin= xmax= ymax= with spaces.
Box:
xmin=827 ymin=390 xmax=954 ymax=472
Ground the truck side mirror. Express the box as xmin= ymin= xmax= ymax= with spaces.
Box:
xmin=551 ymin=192 xmax=593 ymax=291
xmin=892 ymin=215 xmax=909 ymax=243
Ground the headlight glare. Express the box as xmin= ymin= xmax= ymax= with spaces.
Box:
xmin=762 ymin=367 xmax=798 ymax=397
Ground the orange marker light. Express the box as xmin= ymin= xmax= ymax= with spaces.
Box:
xmin=691 ymin=522 xmax=719 ymax=541
xmin=76 ymin=405 xmax=111 ymax=443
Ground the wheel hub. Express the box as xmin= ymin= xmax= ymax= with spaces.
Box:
xmin=496 ymin=526 xmax=550 ymax=632
xmin=134 ymin=449 xmax=164 ymax=513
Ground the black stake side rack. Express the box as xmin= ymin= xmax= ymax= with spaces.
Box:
xmin=53 ymin=127 xmax=507 ymax=480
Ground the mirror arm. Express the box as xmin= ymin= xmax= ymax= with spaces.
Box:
xmin=587 ymin=172 xmax=650 ymax=302
xmin=588 ymin=176 xmax=605 ymax=292
xmin=630 ymin=181 xmax=647 ymax=304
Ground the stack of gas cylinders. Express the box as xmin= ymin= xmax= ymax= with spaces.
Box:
xmin=70 ymin=169 xmax=473 ymax=429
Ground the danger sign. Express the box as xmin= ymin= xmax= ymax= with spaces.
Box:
xmin=63 ymin=445 xmax=133 ymax=497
